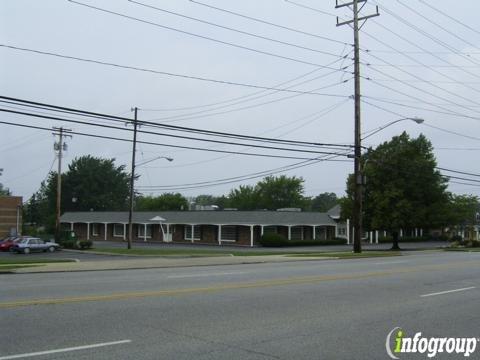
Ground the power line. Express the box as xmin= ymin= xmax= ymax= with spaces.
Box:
xmin=0 ymin=95 xmax=354 ymax=149
xmin=189 ymin=0 xmax=351 ymax=46
xmin=395 ymin=0 xmax=479 ymax=50
xmin=68 ymin=0 xmax=351 ymax=70
xmin=437 ymin=167 xmax=480 ymax=178
xmin=128 ymin=0 xmax=345 ymax=58
xmin=417 ymin=0 xmax=480 ymax=37
xmin=0 ymin=119 xmax=351 ymax=161
xmin=0 ymin=107 xmax=352 ymax=157
xmin=0 ymin=44 xmax=349 ymax=98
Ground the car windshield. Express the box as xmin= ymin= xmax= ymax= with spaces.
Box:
xmin=19 ymin=239 xmax=31 ymax=244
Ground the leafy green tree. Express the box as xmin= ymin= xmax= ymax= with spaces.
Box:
xmin=228 ymin=185 xmax=258 ymax=210
xmin=62 ymin=156 xmax=130 ymax=212
xmin=342 ymin=132 xmax=449 ymax=250
xmin=28 ymin=156 xmax=130 ymax=231
xmin=256 ymin=175 xmax=306 ymax=210
xmin=445 ymin=194 xmax=479 ymax=228
xmin=136 ymin=193 xmax=188 ymax=211
xmin=310 ymin=192 xmax=338 ymax=212
xmin=0 ymin=183 xmax=10 ymax=196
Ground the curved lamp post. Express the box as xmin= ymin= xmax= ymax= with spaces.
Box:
xmin=362 ymin=117 xmax=424 ymax=140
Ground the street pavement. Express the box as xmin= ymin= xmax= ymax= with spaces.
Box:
xmin=1 ymin=251 xmax=479 ymax=359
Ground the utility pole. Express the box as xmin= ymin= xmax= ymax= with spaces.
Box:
xmin=127 ymin=107 xmax=139 ymax=250
xmin=53 ymin=127 xmax=72 ymax=242
xmin=336 ymin=0 xmax=379 ymax=253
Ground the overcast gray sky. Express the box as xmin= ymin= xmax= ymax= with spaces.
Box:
xmin=1 ymin=0 xmax=480 ymax=202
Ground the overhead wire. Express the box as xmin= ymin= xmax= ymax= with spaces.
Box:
xmin=67 ymin=0 xmax=351 ymax=71
xmin=0 ymin=44 xmax=349 ymax=98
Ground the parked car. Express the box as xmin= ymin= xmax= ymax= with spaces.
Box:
xmin=12 ymin=237 xmax=60 ymax=254
xmin=0 ymin=236 xmax=21 ymax=252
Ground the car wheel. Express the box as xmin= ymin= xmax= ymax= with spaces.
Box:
xmin=23 ymin=248 xmax=30 ymax=254
xmin=48 ymin=246 xmax=55 ymax=253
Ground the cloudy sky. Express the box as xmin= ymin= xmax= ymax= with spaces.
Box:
xmin=1 ymin=0 xmax=480 ymax=202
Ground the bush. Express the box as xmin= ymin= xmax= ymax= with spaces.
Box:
xmin=259 ymin=234 xmax=347 ymax=247
xmin=259 ymin=233 xmax=289 ymax=247
xmin=78 ymin=240 xmax=93 ymax=250
xmin=60 ymin=239 xmax=77 ymax=249
xmin=450 ymin=235 xmax=463 ymax=242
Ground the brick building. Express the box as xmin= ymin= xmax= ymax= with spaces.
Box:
xmin=0 ymin=196 xmax=22 ymax=238
xmin=61 ymin=210 xmax=346 ymax=247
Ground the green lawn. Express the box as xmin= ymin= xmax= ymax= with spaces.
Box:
xmin=87 ymin=248 xmax=402 ymax=259
xmin=287 ymin=251 xmax=402 ymax=259
xmin=87 ymin=248 xmax=283 ymax=257
xmin=0 ymin=258 xmax=75 ymax=273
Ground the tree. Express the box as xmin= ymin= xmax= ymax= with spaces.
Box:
xmin=445 ymin=194 xmax=479 ymax=229
xmin=136 ymin=193 xmax=188 ymax=211
xmin=342 ymin=132 xmax=449 ymax=250
xmin=62 ymin=156 xmax=130 ymax=212
xmin=0 ymin=183 xmax=10 ymax=196
xmin=310 ymin=192 xmax=338 ymax=212
xmin=228 ymin=185 xmax=258 ymax=210
xmin=256 ymin=175 xmax=306 ymax=210
xmin=28 ymin=156 xmax=130 ymax=231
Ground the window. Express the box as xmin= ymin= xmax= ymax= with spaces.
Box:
xmin=338 ymin=228 xmax=346 ymax=236
xmin=184 ymin=225 xmax=201 ymax=240
xmin=290 ymin=226 xmax=303 ymax=240
xmin=91 ymin=223 xmax=99 ymax=236
xmin=138 ymin=225 xmax=152 ymax=238
xmin=113 ymin=224 xmax=125 ymax=237
xmin=221 ymin=226 xmax=237 ymax=241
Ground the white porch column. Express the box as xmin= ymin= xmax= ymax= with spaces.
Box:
xmin=104 ymin=223 xmax=108 ymax=241
xmin=70 ymin=222 xmax=74 ymax=231
xmin=400 ymin=229 xmax=403 ymax=238
xmin=420 ymin=229 xmax=423 ymax=237
xmin=250 ymin=225 xmax=254 ymax=247
xmin=144 ymin=224 xmax=147 ymax=242
xmin=415 ymin=228 xmax=418 ymax=237
xmin=166 ymin=224 xmax=170 ymax=242
xmin=218 ymin=225 xmax=222 ymax=245
xmin=123 ymin=223 xmax=126 ymax=241
xmin=375 ymin=230 xmax=379 ymax=244
xmin=86 ymin=222 xmax=90 ymax=241
xmin=324 ymin=227 xmax=327 ymax=240
xmin=313 ymin=226 xmax=316 ymax=240
xmin=260 ymin=225 xmax=264 ymax=236
xmin=346 ymin=219 xmax=350 ymax=245
xmin=191 ymin=225 xmax=195 ymax=243
xmin=369 ymin=231 xmax=373 ymax=244
xmin=288 ymin=226 xmax=291 ymax=240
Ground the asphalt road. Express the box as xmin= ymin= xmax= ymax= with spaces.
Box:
xmin=1 ymin=251 xmax=479 ymax=359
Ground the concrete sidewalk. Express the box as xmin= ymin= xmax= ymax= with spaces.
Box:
xmin=10 ymin=255 xmax=332 ymax=274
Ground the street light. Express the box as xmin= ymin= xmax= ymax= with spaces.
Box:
xmin=127 ymin=155 xmax=173 ymax=250
xmin=136 ymin=156 xmax=173 ymax=167
xmin=362 ymin=117 xmax=424 ymax=140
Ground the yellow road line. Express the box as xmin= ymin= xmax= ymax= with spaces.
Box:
xmin=1 ymin=260 xmax=477 ymax=309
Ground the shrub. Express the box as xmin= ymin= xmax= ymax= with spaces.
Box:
xmin=78 ymin=240 xmax=93 ymax=250
xmin=259 ymin=233 xmax=289 ymax=247
xmin=60 ymin=239 xmax=77 ymax=249
xmin=450 ymin=235 xmax=463 ymax=242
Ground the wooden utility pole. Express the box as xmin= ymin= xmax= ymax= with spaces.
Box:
xmin=336 ymin=0 xmax=379 ymax=253
xmin=53 ymin=127 xmax=72 ymax=241
xmin=127 ymin=107 xmax=138 ymax=250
